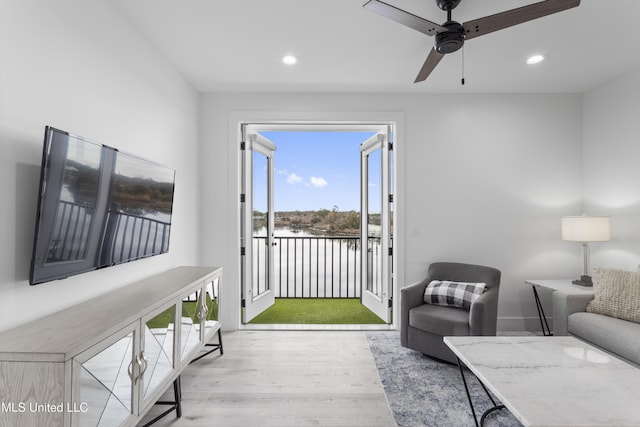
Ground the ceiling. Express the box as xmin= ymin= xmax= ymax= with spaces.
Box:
xmin=112 ymin=0 xmax=640 ymax=93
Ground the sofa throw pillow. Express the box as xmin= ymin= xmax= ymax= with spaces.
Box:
xmin=587 ymin=267 xmax=640 ymax=324
xmin=424 ymin=280 xmax=486 ymax=310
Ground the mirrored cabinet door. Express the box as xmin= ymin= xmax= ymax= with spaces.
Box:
xmin=201 ymin=276 xmax=221 ymax=339
xmin=141 ymin=304 xmax=176 ymax=405
xmin=73 ymin=323 xmax=138 ymax=427
xmin=180 ymin=290 xmax=202 ymax=362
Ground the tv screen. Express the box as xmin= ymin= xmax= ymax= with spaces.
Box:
xmin=29 ymin=126 xmax=175 ymax=285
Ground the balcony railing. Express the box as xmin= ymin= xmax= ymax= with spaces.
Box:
xmin=102 ymin=209 xmax=170 ymax=265
xmin=254 ymin=235 xmax=364 ymax=298
xmin=47 ymin=200 xmax=170 ymax=265
xmin=48 ymin=200 xmax=94 ymax=261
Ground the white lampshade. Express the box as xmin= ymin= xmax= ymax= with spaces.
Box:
xmin=561 ymin=216 xmax=611 ymax=242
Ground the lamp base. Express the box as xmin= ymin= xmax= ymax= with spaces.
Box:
xmin=572 ymin=275 xmax=593 ymax=287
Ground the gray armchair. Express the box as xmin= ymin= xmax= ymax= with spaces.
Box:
xmin=400 ymin=262 xmax=501 ymax=363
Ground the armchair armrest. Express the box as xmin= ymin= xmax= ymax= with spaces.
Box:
xmin=552 ymin=291 xmax=595 ymax=336
xmin=469 ymin=286 xmax=499 ymax=335
xmin=401 ymin=279 xmax=429 ymax=309
xmin=400 ymin=279 xmax=430 ymax=347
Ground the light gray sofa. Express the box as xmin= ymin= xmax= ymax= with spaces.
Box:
xmin=553 ymin=292 xmax=640 ymax=366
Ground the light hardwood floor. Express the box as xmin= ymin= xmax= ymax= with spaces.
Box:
xmin=141 ymin=331 xmax=396 ymax=427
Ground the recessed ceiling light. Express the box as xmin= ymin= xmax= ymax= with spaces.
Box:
xmin=526 ymin=54 xmax=545 ymax=65
xmin=282 ymin=55 xmax=297 ymax=65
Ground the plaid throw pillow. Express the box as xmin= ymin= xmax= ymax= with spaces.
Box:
xmin=423 ymin=280 xmax=487 ymax=309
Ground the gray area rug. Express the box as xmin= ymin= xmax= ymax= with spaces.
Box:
xmin=366 ymin=331 xmax=523 ymax=427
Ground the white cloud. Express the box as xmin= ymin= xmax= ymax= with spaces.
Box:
xmin=309 ymin=176 xmax=328 ymax=188
xmin=287 ymin=173 xmax=303 ymax=184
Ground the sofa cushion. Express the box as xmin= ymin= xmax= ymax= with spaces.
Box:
xmin=587 ymin=267 xmax=640 ymax=324
xmin=424 ymin=280 xmax=486 ymax=309
xmin=569 ymin=312 xmax=640 ymax=366
xmin=409 ymin=303 xmax=470 ymax=337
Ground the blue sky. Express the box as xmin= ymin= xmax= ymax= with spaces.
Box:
xmin=259 ymin=131 xmax=376 ymax=211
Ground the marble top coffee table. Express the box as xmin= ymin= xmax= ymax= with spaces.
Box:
xmin=444 ymin=336 xmax=640 ymax=427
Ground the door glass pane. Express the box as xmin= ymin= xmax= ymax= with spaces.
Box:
xmin=77 ymin=332 xmax=133 ymax=427
xmin=367 ymin=149 xmax=382 ymax=297
xmin=143 ymin=306 xmax=175 ymax=400
xmin=252 ymin=151 xmax=270 ymax=298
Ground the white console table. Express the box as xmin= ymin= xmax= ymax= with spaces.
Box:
xmin=0 ymin=266 xmax=222 ymax=427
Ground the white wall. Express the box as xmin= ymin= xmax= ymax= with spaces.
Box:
xmin=199 ymin=92 xmax=583 ymax=331
xmin=5 ymin=1 xmax=623 ymax=334
xmin=0 ymin=1 xmax=200 ymax=332
xmin=583 ymin=67 xmax=640 ymax=271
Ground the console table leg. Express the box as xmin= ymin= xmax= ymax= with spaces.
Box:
xmin=140 ymin=377 xmax=183 ymax=426
xmin=174 ymin=378 xmax=182 ymax=418
xmin=190 ymin=329 xmax=224 ymax=363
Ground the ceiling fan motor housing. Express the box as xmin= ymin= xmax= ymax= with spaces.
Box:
xmin=436 ymin=21 xmax=464 ymax=54
xmin=436 ymin=0 xmax=462 ymax=11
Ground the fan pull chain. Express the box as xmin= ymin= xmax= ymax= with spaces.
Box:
xmin=461 ymin=45 xmax=465 ymax=85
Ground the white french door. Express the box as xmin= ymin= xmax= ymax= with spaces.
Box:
xmin=360 ymin=127 xmax=392 ymax=323
xmin=241 ymin=130 xmax=276 ymax=323
xmin=240 ymin=122 xmax=395 ymax=326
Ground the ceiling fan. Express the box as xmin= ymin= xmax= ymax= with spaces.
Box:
xmin=363 ymin=0 xmax=581 ymax=83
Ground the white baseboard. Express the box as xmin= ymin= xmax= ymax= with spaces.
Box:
xmin=498 ymin=316 xmax=551 ymax=333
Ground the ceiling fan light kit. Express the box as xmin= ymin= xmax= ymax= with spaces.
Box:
xmin=435 ymin=22 xmax=464 ymax=54
xmin=363 ymin=0 xmax=581 ymax=83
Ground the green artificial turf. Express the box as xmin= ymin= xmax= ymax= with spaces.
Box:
xmin=248 ymin=298 xmax=385 ymax=324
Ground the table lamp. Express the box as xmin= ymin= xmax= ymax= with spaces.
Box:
xmin=561 ymin=215 xmax=610 ymax=286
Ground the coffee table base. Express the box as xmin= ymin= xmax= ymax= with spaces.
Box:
xmin=457 ymin=357 xmax=507 ymax=427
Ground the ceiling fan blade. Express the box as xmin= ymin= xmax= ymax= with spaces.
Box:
xmin=463 ymin=0 xmax=580 ymax=41
xmin=363 ymin=0 xmax=447 ymax=37
xmin=414 ymin=48 xmax=444 ymax=83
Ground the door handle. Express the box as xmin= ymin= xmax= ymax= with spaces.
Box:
xmin=135 ymin=351 xmax=148 ymax=384
xmin=140 ymin=351 xmax=148 ymax=376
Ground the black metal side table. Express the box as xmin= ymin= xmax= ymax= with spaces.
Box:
xmin=524 ymin=279 xmax=594 ymax=336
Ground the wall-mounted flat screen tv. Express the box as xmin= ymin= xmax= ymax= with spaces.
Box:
xmin=29 ymin=126 xmax=176 ymax=285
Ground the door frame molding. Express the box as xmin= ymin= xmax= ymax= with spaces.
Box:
xmin=227 ymin=111 xmax=405 ymax=330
